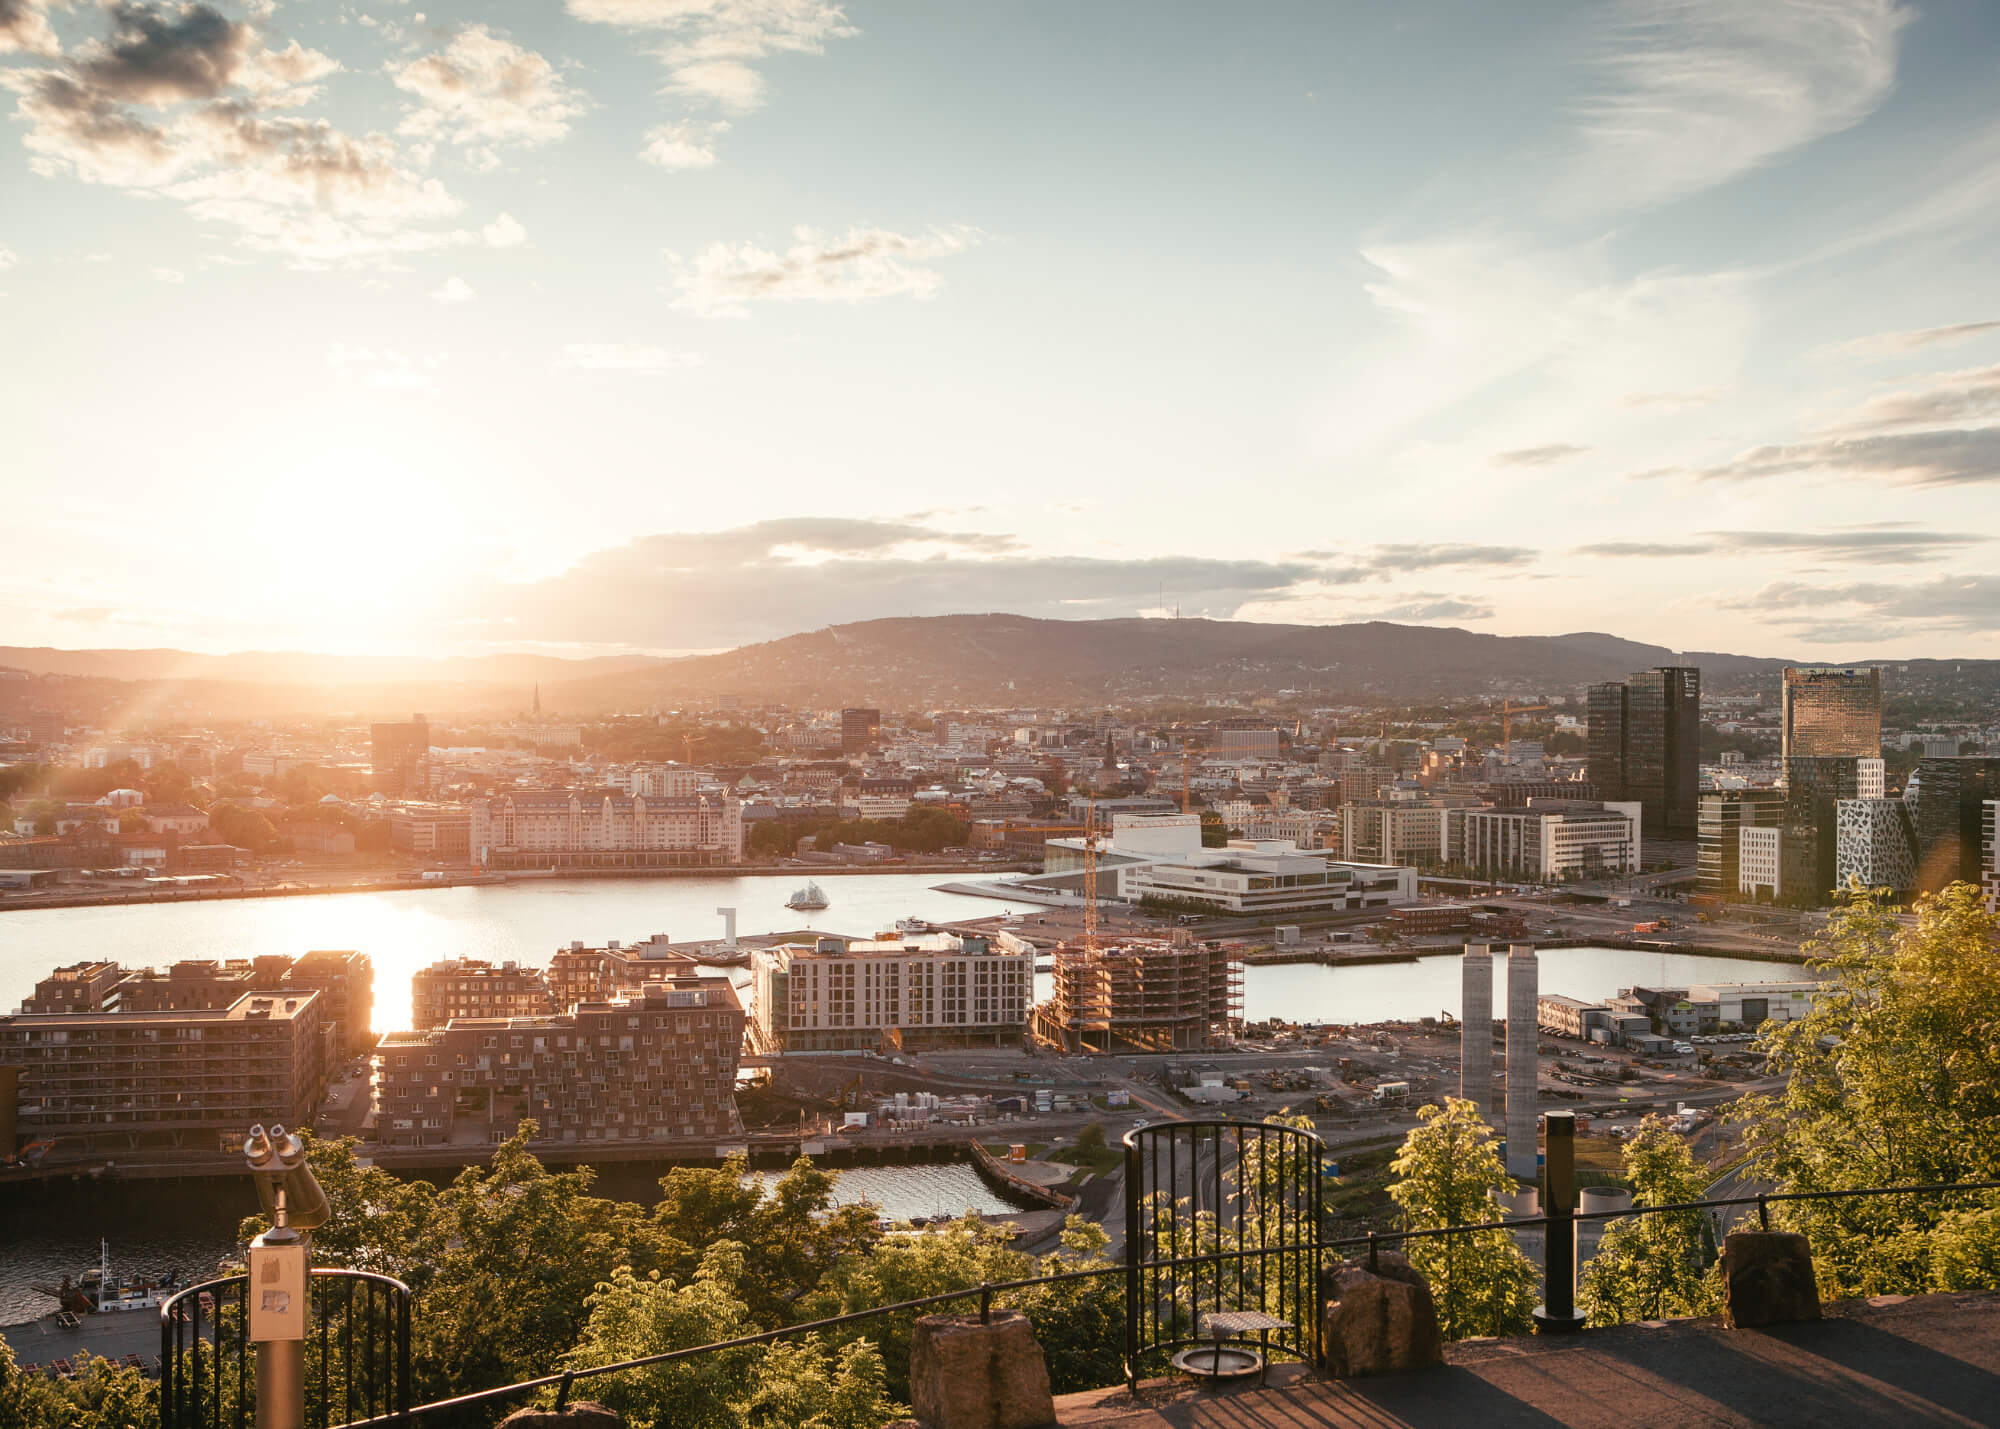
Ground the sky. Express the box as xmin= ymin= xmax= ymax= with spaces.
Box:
xmin=3 ymin=0 xmax=2000 ymax=662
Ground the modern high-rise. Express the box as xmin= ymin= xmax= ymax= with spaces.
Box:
xmin=1588 ymin=668 xmax=1700 ymax=838
xmin=1782 ymin=667 xmax=1882 ymax=759
xmin=1834 ymin=799 xmax=1920 ymax=897
xmin=1697 ymin=790 xmax=1786 ymax=899
xmin=1982 ymin=800 xmax=1999 ymax=914
xmin=1906 ymin=757 xmax=2000 ymax=891
xmin=1779 ymin=756 xmax=1867 ymax=904
xmin=840 ymin=707 xmax=881 ymax=755
xmin=371 ymin=714 xmax=431 ymax=796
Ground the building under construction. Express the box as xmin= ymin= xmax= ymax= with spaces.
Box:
xmin=1031 ymin=934 xmax=1243 ymax=1054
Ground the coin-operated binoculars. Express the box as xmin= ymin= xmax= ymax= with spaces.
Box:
xmin=244 ymin=1125 xmax=330 ymax=1429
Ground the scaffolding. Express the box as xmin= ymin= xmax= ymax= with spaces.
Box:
xmin=1030 ymin=935 xmax=1243 ymax=1054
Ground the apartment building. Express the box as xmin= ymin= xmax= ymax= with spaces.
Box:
xmin=1445 ymin=800 xmax=1642 ymax=881
xmin=375 ymin=977 xmax=744 ymax=1149
xmin=0 ymin=991 xmax=325 ymax=1151
xmin=389 ymin=803 xmax=472 ymax=861
xmin=547 ymin=935 xmax=695 ymax=1011
xmin=411 ymin=958 xmax=554 ymax=1029
xmin=107 ymin=951 xmax=375 ymax=1060
xmin=19 ymin=961 xmax=128 ymax=1014
xmin=469 ymin=784 xmax=744 ymax=870
xmin=1031 ymin=935 xmax=1242 ymax=1054
xmin=751 ymin=930 xmax=1034 ymax=1053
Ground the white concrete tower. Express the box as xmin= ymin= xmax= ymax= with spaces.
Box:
xmin=1460 ymin=944 xmax=1494 ymax=1121
xmin=1505 ymin=942 xmax=1540 ymax=1181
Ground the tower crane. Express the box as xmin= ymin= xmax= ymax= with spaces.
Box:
xmin=1501 ymin=701 xmax=1548 ymax=763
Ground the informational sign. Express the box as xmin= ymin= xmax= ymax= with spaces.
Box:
xmin=247 ymin=1237 xmax=309 ymax=1342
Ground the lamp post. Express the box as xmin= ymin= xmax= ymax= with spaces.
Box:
xmin=244 ymin=1124 xmax=330 ymax=1429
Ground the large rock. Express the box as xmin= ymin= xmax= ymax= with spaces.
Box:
xmin=496 ymin=1402 xmax=622 ymax=1429
xmin=1320 ymin=1251 xmax=1443 ymax=1378
xmin=908 ymin=1311 xmax=1056 ymax=1429
xmin=1724 ymin=1231 xmax=1823 ymax=1328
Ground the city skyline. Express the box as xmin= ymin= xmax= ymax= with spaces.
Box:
xmin=6 ymin=1 xmax=2000 ymax=659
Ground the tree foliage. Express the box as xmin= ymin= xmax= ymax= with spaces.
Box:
xmin=0 ymin=1340 xmax=158 ymax=1429
xmin=1388 ymin=1098 xmax=1536 ymax=1339
xmin=1732 ymin=882 xmax=2000 ymax=1297
xmin=1576 ymin=1116 xmax=1720 ymax=1326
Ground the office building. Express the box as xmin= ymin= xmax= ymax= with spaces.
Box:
xmin=371 ymin=715 xmax=430 ymax=797
xmin=840 ymin=707 xmax=882 ymax=755
xmin=1588 ymin=668 xmax=1700 ymax=838
xmin=1 ymin=991 xmax=325 ymax=1152
xmin=1739 ymin=825 xmax=1785 ymax=900
xmin=376 ymin=977 xmax=744 ymax=1149
xmin=411 ymin=958 xmax=554 ymax=1029
xmin=1782 ymin=667 xmax=1882 ymax=759
xmin=470 ymin=785 xmax=745 ymax=869
xmin=1339 ymin=797 xmax=1453 ymax=866
xmin=1031 ymin=935 xmax=1242 ymax=1054
xmin=752 ymin=929 xmax=1035 ymax=1053
xmin=1779 ymin=756 xmax=1870 ymax=904
xmin=1906 ymin=757 xmax=2000 ymax=891
xmin=1981 ymin=800 xmax=1998 ymax=914
xmin=1697 ymin=790 xmax=1786 ymax=899
xmin=389 ymin=803 xmax=472 ymax=862
xmin=1834 ymin=799 xmax=1920 ymax=896
xmin=1446 ymin=800 xmax=1641 ymax=881
xmin=27 ymin=710 xmax=65 ymax=747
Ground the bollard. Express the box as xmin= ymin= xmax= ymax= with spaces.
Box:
xmin=1532 ymin=1111 xmax=1585 ymax=1333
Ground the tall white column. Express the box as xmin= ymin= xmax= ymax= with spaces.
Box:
xmin=1506 ymin=942 xmax=1540 ymax=1181
xmin=1460 ymin=944 xmax=1493 ymax=1121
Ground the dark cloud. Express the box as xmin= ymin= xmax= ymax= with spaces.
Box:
xmin=1493 ymin=443 xmax=1590 ymax=467
xmin=1696 ymin=428 xmax=2000 ymax=487
xmin=73 ymin=2 xmax=254 ymax=104
xmin=458 ymin=519 xmax=1325 ymax=648
xmin=0 ymin=0 xmax=59 ymax=56
xmin=1365 ymin=543 xmax=1536 ymax=572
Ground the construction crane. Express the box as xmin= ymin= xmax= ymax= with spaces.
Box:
xmin=1500 ymin=701 xmax=1548 ymax=762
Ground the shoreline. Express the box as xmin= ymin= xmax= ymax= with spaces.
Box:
xmin=0 ymin=860 xmax=1034 ymax=915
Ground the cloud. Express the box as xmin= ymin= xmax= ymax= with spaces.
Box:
xmin=669 ymin=224 xmax=976 ymax=317
xmin=1838 ymin=362 xmax=2000 ymax=430
xmin=0 ymin=0 xmax=60 ymax=57
xmin=1562 ymin=0 xmax=1911 ymax=212
xmin=1620 ymin=387 xmax=1723 ymax=409
xmin=1360 ymin=596 xmax=1495 ymax=623
xmin=152 ymin=265 xmax=185 ymax=281
xmin=1578 ymin=529 xmax=1987 ymax=563
xmin=482 ymin=212 xmax=526 ymax=247
xmin=1696 ymin=427 xmax=2000 ymax=487
xmin=457 ymin=518 xmax=1323 ymax=648
xmin=640 ymin=119 xmax=726 ymax=169
xmin=430 ymin=274 xmax=474 ymax=303
xmin=391 ymin=25 xmax=584 ymax=150
xmin=326 ymin=341 xmax=440 ymax=392
xmin=1362 ymin=543 xmax=1536 ymax=573
xmin=1829 ymin=321 xmax=2000 ymax=357
xmin=553 ymin=342 xmax=702 ymax=374
xmin=566 ymin=0 xmax=855 ymax=115
xmin=0 ymin=246 xmax=16 ymax=270
xmin=1 ymin=2 xmax=510 ymax=264
xmin=1720 ymin=573 xmax=2000 ymax=638
xmin=1492 ymin=443 xmax=1589 ymax=467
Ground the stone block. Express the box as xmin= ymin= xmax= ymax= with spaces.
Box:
xmin=1320 ymin=1251 xmax=1443 ymax=1377
xmin=496 ymin=1401 xmax=623 ymax=1429
xmin=909 ymin=1310 xmax=1056 ymax=1429
xmin=1724 ymin=1231 xmax=1822 ymax=1328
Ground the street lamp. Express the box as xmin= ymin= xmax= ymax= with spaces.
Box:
xmin=244 ymin=1124 xmax=330 ymax=1429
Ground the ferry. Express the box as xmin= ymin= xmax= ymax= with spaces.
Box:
xmin=894 ymin=917 xmax=931 ymax=935
xmin=786 ymin=881 xmax=830 ymax=911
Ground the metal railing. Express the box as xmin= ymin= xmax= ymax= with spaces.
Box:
xmin=160 ymin=1269 xmax=411 ymax=1429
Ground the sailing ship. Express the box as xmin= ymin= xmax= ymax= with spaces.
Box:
xmin=785 ymin=880 xmax=830 ymax=911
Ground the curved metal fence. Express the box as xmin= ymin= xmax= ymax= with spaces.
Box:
xmin=1122 ymin=1118 xmax=1324 ymax=1387
xmin=160 ymin=1269 xmax=410 ymax=1429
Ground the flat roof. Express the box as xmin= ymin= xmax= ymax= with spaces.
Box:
xmin=2 ymin=989 xmax=319 ymax=1027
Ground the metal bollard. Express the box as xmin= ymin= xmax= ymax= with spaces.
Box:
xmin=1532 ymin=1110 xmax=1585 ymax=1333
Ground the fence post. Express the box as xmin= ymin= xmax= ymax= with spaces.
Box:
xmin=1123 ymin=1131 xmax=1140 ymax=1393
xmin=978 ymin=1283 xmax=992 ymax=1325
xmin=1532 ymin=1110 xmax=1585 ymax=1334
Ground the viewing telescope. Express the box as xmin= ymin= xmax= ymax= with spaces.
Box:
xmin=244 ymin=1122 xmax=330 ymax=1232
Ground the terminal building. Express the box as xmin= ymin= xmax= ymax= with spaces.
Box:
xmin=375 ymin=977 xmax=744 ymax=1149
xmin=750 ymin=929 xmax=1035 ymax=1053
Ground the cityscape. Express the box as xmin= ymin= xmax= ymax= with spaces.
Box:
xmin=5 ymin=1 xmax=2000 ymax=1426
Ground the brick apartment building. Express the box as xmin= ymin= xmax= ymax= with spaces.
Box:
xmin=411 ymin=958 xmax=555 ymax=1028
xmin=375 ymin=977 xmax=744 ymax=1149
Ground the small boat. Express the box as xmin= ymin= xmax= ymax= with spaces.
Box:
xmin=786 ymin=881 xmax=830 ymax=911
xmin=32 ymin=1242 xmax=181 ymax=1315
xmin=894 ymin=917 xmax=930 ymax=934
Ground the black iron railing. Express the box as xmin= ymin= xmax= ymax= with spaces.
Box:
xmin=160 ymin=1269 xmax=410 ymax=1429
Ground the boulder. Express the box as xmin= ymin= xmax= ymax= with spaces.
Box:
xmin=908 ymin=1311 xmax=1056 ymax=1429
xmin=1724 ymin=1231 xmax=1822 ymax=1328
xmin=1320 ymin=1251 xmax=1443 ymax=1377
xmin=496 ymin=1402 xmax=622 ymax=1429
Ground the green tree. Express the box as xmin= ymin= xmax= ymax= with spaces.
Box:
xmin=561 ymin=1248 xmax=761 ymax=1429
xmin=1576 ymin=1116 xmax=1721 ymax=1326
xmin=1004 ymin=1219 xmax=1124 ymax=1395
xmin=1387 ymin=1098 xmax=1536 ymax=1339
xmin=208 ymin=801 xmax=281 ymax=851
xmin=1733 ymin=883 xmax=2000 ymax=1297
xmin=237 ymin=1135 xmax=435 ymax=1279
xmin=0 ymin=1339 xmax=159 ymax=1429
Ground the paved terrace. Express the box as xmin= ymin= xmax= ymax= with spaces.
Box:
xmin=1054 ymin=1292 xmax=2000 ymax=1429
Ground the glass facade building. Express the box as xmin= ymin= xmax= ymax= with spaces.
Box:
xmin=1782 ymin=667 xmax=1882 ymax=759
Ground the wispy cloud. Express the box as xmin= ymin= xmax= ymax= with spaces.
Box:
xmin=1722 ymin=572 xmax=2000 ymax=639
xmin=1562 ymin=0 xmax=1911 ymax=212
xmin=1697 ymin=428 xmax=2000 ymax=487
xmin=669 ymin=224 xmax=977 ymax=317
xmin=1492 ymin=443 xmax=1589 ymax=467
xmin=1837 ymin=361 xmax=2000 ymax=430
xmin=326 ymin=341 xmax=441 ymax=392
xmin=1578 ymin=528 xmax=1987 ymax=563
xmin=391 ymin=25 xmax=586 ymax=153
xmin=1828 ymin=320 xmax=2000 ymax=358
xmin=640 ymin=119 xmax=726 ymax=170
xmin=553 ymin=342 xmax=702 ymax=374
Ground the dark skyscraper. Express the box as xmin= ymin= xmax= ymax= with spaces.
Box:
xmin=840 ymin=707 xmax=881 ymax=755
xmin=371 ymin=714 xmax=430 ymax=796
xmin=1907 ymin=757 xmax=2000 ymax=890
xmin=1588 ymin=667 xmax=1699 ymax=839
xmin=1782 ymin=666 xmax=1881 ymax=759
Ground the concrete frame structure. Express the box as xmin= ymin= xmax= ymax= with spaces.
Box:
xmin=1460 ymin=944 xmax=1493 ymax=1121
xmin=1505 ymin=943 xmax=1539 ymax=1180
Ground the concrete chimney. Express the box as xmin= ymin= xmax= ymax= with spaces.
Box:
xmin=716 ymin=906 xmax=737 ymax=948
xmin=1459 ymin=944 xmax=1494 ymax=1121
xmin=1505 ymin=942 xmax=1540 ymax=1181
